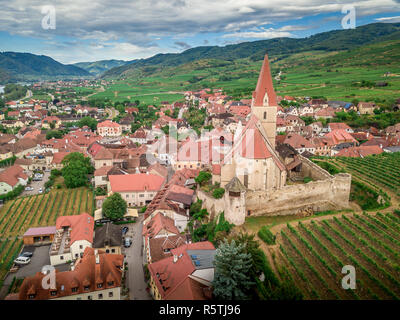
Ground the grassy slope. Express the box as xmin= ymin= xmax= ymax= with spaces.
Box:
xmin=92 ymin=39 xmax=400 ymax=104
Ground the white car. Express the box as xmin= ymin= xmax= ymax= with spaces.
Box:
xmin=25 ymin=187 xmax=33 ymax=191
xmin=14 ymin=256 xmax=31 ymax=265
xmin=38 ymin=188 xmax=43 ymax=194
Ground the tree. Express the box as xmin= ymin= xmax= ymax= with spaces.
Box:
xmin=49 ymin=121 xmax=56 ymax=129
xmin=212 ymin=188 xmax=225 ymax=199
xmin=61 ymin=161 xmax=89 ymax=188
xmin=46 ymin=130 xmax=63 ymax=140
xmin=213 ymin=239 xmax=254 ymax=300
xmin=61 ymin=152 xmax=94 ymax=188
xmin=102 ymin=193 xmax=127 ymax=220
xmin=62 ymin=152 xmax=94 ymax=174
xmin=77 ymin=117 xmax=98 ymax=131
xmin=195 ymin=171 xmax=211 ymax=186
xmin=131 ymin=123 xmax=141 ymax=133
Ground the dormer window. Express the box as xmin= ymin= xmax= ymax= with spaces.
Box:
xmin=71 ymin=287 xmax=78 ymax=293
xmin=97 ymin=283 xmax=103 ymax=289
xmin=107 ymin=281 xmax=114 ymax=286
xmin=84 ymin=285 xmax=90 ymax=291
xmin=50 ymin=290 xmax=57 ymax=296
xmin=28 ymin=294 xmax=36 ymax=299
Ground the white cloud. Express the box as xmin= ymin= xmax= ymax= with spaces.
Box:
xmin=375 ymin=15 xmax=400 ymax=22
xmin=0 ymin=0 xmax=399 ymax=62
xmin=223 ymin=27 xmax=293 ymax=39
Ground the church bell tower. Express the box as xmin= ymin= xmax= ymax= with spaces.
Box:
xmin=251 ymin=54 xmax=278 ymax=147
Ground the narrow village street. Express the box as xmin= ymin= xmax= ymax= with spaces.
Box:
xmin=123 ymin=215 xmax=151 ymax=300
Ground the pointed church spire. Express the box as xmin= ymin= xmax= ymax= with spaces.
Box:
xmin=252 ymin=54 xmax=277 ymax=107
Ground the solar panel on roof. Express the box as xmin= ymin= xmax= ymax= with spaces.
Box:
xmin=191 ymin=255 xmax=198 ymax=260
xmin=194 ymin=260 xmax=201 ymax=267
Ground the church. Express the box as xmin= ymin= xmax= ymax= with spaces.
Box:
xmin=201 ymin=54 xmax=351 ymax=226
xmin=215 ymin=54 xmax=287 ymax=192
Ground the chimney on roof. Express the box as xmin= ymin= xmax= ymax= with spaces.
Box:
xmin=173 ymin=255 xmax=178 ymax=263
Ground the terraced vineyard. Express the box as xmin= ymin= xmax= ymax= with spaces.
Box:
xmin=334 ymin=153 xmax=400 ymax=197
xmin=275 ymin=211 xmax=400 ymax=299
xmin=0 ymin=187 xmax=94 ymax=283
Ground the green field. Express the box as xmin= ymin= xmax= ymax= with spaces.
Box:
xmin=274 ymin=211 xmax=400 ymax=299
xmin=244 ymin=152 xmax=400 ymax=300
xmin=95 ymin=39 xmax=400 ymax=105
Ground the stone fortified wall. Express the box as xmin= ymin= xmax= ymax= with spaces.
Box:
xmin=196 ymin=155 xmax=352 ymax=224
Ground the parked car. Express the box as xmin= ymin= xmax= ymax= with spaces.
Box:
xmin=25 ymin=187 xmax=33 ymax=191
xmin=124 ymin=237 xmax=132 ymax=248
xmin=20 ymin=252 xmax=33 ymax=258
xmin=38 ymin=188 xmax=43 ymax=193
xmin=122 ymin=227 xmax=129 ymax=235
xmin=14 ymin=257 xmax=31 ymax=265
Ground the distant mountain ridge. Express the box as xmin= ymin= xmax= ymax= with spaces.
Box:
xmin=73 ymin=59 xmax=129 ymax=75
xmin=0 ymin=52 xmax=90 ymax=83
xmin=102 ymin=22 xmax=400 ymax=79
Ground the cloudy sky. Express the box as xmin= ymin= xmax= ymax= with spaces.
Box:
xmin=0 ymin=0 xmax=399 ymax=64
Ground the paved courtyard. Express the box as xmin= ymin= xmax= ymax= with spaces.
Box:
xmin=0 ymin=244 xmax=69 ymax=299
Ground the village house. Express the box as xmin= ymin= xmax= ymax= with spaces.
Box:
xmin=50 ymin=213 xmax=94 ymax=266
xmin=0 ymin=164 xmax=29 ymax=195
xmin=335 ymin=145 xmax=384 ymax=157
xmin=328 ymin=122 xmax=354 ymax=133
xmin=282 ymin=133 xmax=316 ymax=155
xmin=357 ymin=101 xmax=377 ymax=115
xmin=108 ymin=173 xmax=165 ymax=207
xmin=148 ymin=241 xmax=215 ymax=300
xmin=97 ymin=120 xmax=122 ymax=137
xmin=129 ymin=128 xmax=149 ymax=144
xmin=314 ymin=107 xmax=335 ymax=119
xmin=9 ymin=248 xmax=123 ymax=300
xmin=0 ymin=144 xmax=13 ymax=160
xmin=147 ymin=235 xmax=188 ymax=264
xmin=93 ymin=222 xmax=123 ymax=255
xmin=41 ymin=116 xmax=61 ymax=129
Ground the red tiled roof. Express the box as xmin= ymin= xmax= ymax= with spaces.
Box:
xmin=97 ymin=120 xmax=120 ymax=128
xmin=56 ymin=213 xmax=94 ymax=245
xmin=94 ymin=147 xmax=114 ymax=160
xmin=335 ymin=145 xmax=383 ymax=157
xmin=142 ymin=212 xmax=180 ymax=238
xmin=0 ymin=164 xmax=28 ymax=187
xmin=148 ymin=235 xmax=187 ymax=263
xmin=23 ymin=226 xmax=57 ymax=237
xmin=328 ymin=122 xmax=352 ymax=131
xmin=252 ymin=54 xmax=277 ymax=107
xmin=94 ymin=165 xmax=113 ymax=176
xmin=109 ymin=173 xmax=165 ymax=192
xmin=42 ymin=116 xmax=60 ymax=124
xmin=325 ymin=129 xmax=358 ymax=145
xmin=148 ymin=241 xmax=215 ymax=300
xmin=284 ymin=133 xmax=314 ymax=149
xmin=52 ymin=151 xmax=70 ymax=164
xmin=16 ymin=247 xmax=123 ymax=300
